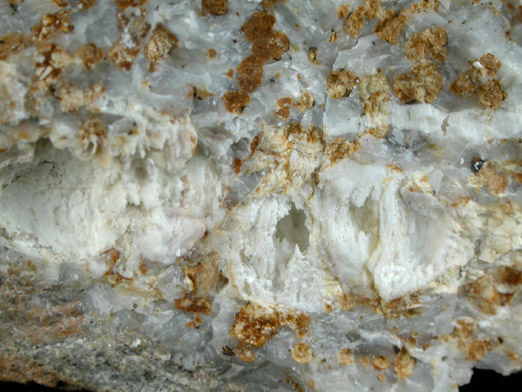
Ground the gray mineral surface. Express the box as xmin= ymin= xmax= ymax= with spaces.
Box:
xmin=0 ymin=0 xmax=522 ymax=391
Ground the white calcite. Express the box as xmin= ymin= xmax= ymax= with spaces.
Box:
xmin=0 ymin=0 xmax=521 ymax=391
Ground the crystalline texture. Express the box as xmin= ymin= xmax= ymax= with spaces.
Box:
xmin=0 ymin=0 xmax=521 ymax=391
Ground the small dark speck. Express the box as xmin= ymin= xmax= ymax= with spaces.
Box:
xmin=471 ymin=158 xmax=484 ymax=173
xmin=270 ymin=78 xmax=275 ymax=83
xmin=498 ymin=337 xmax=504 ymax=344
xmin=233 ymin=39 xmax=237 ymax=43
xmin=222 ymin=346 xmax=234 ymax=356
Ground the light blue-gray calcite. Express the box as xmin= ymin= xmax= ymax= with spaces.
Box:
xmin=0 ymin=0 xmax=521 ymax=391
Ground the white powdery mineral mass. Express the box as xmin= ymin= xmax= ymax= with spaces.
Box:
xmin=0 ymin=0 xmax=521 ymax=391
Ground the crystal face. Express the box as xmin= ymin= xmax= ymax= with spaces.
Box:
xmin=0 ymin=0 xmax=521 ymax=391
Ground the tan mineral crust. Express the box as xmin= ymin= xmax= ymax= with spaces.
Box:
xmin=0 ymin=0 xmax=521 ymax=391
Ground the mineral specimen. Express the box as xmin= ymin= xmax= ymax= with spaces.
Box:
xmin=0 ymin=0 xmax=521 ymax=391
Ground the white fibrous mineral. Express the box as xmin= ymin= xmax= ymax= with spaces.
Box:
xmin=1 ymin=0 xmax=522 ymax=391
